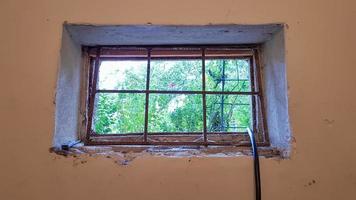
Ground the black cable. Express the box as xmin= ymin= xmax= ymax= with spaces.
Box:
xmin=61 ymin=140 xmax=81 ymax=151
xmin=247 ymin=128 xmax=261 ymax=200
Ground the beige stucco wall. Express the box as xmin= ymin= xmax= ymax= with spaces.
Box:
xmin=0 ymin=0 xmax=355 ymax=199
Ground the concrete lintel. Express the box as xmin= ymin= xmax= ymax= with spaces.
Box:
xmin=65 ymin=24 xmax=283 ymax=46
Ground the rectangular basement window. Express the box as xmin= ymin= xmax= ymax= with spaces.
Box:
xmin=54 ymin=24 xmax=291 ymax=157
xmin=83 ymin=46 xmax=269 ymax=146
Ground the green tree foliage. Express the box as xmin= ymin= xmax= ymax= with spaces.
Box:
xmin=93 ymin=59 xmax=252 ymax=134
xmin=205 ymin=59 xmax=251 ymax=132
xmin=93 ymin=93 xmax=145 ymax=133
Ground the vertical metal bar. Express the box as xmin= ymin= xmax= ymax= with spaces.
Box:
xmin=87 ymin=58 xmax=94 ymax=96
xmin=143 ymin=48 xmax=152 ymax=142
xmin=86 ymin=47 xmax=101 ymax=143
xmin=254 ymin=49 xmax=269 ymax=144
xmin=249 ymin=57 xmax=257 ymax=133
xmin=220 ymin=60 xmax=226 ymax=131
xmin=202 ymin=48 xmax=208 ymax=144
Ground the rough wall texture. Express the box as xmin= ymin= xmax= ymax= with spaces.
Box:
xmin=262 ymin=29 xmax=291 ymax=151
xmin=53 ymin=27 xmax=81 ymax=147
xmin=0 ymin=0 xmax=355 ymax=200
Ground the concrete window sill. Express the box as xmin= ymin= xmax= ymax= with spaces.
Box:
xmin=50 ymin=144 xmax=283 ymax=161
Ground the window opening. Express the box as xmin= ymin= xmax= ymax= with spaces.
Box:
xmin=84 ymin=46 xmax=268 ymax=146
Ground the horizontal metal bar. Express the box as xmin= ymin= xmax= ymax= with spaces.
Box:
xmin=87 ymin=44 xmax=260 ymax=49
xmin=96 ymin=89 xmax=259 ymax=95
xmin=215 ymin=79 xmax=249 ymax=81
xmin=213 ymin=103 xmax=250 ymax=105
xmin=220 ymin=126 xmax=249 ymax=129
xmin=90 ymin=131 xmax=249 ymax=137
xmin=91 ymin=132 xmax=143 ymax=136
xmin=86 ymin=140 xmax=270 ymax=147
xmin=96 ymin=89 xmax=146 ymax=93
xmin=97 ymin=56 xmax=252 ymax=61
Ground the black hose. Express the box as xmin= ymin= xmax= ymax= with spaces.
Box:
xmin=247 ymin=128 xmax=261 ymax=200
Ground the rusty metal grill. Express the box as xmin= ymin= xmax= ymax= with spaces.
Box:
xmin=84 ymin=45 xmax=268 ymax=146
